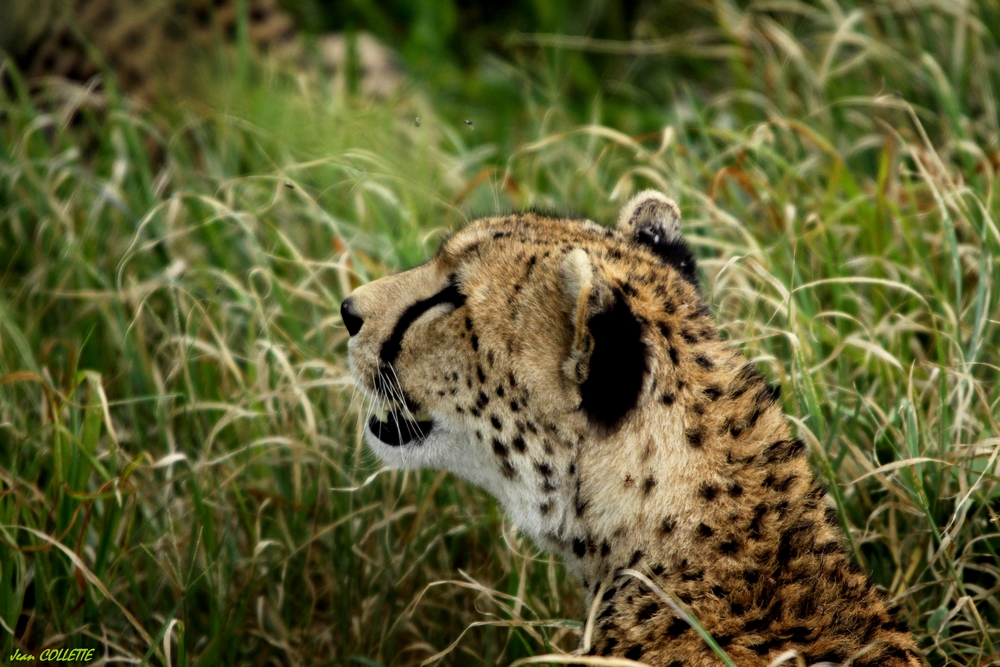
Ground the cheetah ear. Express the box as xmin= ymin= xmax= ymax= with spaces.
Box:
xmin=561 ymin=249 xmax=648 ymax=429
xmin=617 ymin=190 xmax=699 ymax=288
xmin=561 ymin=249 xmax=612 ymax=386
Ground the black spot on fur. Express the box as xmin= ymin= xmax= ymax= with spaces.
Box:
xmin=629 ymin=549 xmax=644 ymax=567
xmin=643 ymin=477 xmax=657 ymax=495
xmin=500 ymin=459 xmax=517 ymax=479
xmin=509 ymin=399 xmax=520 ymax=412
xmin=668 ymin=345 xmax=679 ymax=364
xmin=681 ymin=330 xmax=700 ymax=344
xmin=728 ymin=482 xmax=744 ymax=497
xmin=795 ymin=595 xmax=817 ymax=619
xmin=661 ymin=392 xmax=676 ymax=406
xmin=699 ymin=483 xmax=719 ymax=501
xmin=763 ymin=474 xmax=798 ymax=493
xmin=719 ymin=539 xmax=740 ymax=555
xmin=579 ymin=289 xmax=648 ymax=429
xmin=512 ymin=435 xmax=527 ymax=453
xmin=696 ymin=523 xmax=714 ymax=538
xmin=539 ymin=501 xmax=553 ymax=515
xmin=730 ymin=363 xmax=764 ymax=398
xmin=748 ymin=637 xmax=785 ymax=656
xmin=636 ymin=601 xmax=659 ymax=623
xmin=763 ymin=438 xmax=806 ymax=463
xmin=824 ymin=505 xmax=841 ymax=527
xmin=777 ymin=518 xmax=816 ymax=564
xmin=599 ymin=638 xmax=618 ymax=656
xmin=703 ymin=385 xmax=723 ymax=401
xmin=496 ymin=384 xmax=504 ymax=397
xmin=476 ymin=390 xmax=489 ymax=409
xmin=470 ymin=334 xmax=479 ymax=351
xmin=490 ymin=415 xmax=503 ymax=430
xmin=757 ymin=383 xmax=781 ymax=406
xmin=882 ymin=616 xmax=911 ymax=633
xmin=748 ymin=503 xmax=768 ymax=539
xmin=573 ymin=538 xmax=587 ymax=557
xmin=600 ymin=540 xmax=611 ymax=557
xmin=686 ymin=428 xmax=703 ymax=448
xmin=807 ymin=480 xmax=828 ymax=499
xmin=695 ymin=353 xmax=714 ymax=368
xmin=658 ymin=321 xmax=671 ymax=339
xmin=774 ymin=499 xmax=790 ymax=517
xmin=492 ymin=438 xmax=509 ymax=457
xmin=665 ymin=617 xmax=689 ymax=638
xmin=624 ymin=644 xmax=644 ymax=660
xmin=477 ymin=365 xmax=486 ymax=383
xmin=661 ymin=516 xmax=677 ymax=534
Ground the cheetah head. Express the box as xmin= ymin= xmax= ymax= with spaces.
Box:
xmin=342 ymin=190 xmax=704 ymax=543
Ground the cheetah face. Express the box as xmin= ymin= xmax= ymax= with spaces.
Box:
xmin=342 ymin=191 xmax=701 ymax=521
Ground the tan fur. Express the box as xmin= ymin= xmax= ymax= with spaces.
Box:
xmin=1 ymin=0 xmax=402 ymax=100
xmin=343 ymin=193 xmax=924 ymax=666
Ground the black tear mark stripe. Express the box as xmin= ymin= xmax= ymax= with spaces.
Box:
xmin=380 ymin=280 xmax=466 ymax=364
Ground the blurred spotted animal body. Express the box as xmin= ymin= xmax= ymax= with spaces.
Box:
xmin=341 ymin=191 xmax=925 ymax=666
xmin=0 ymin=0 xmax=402 ymax=100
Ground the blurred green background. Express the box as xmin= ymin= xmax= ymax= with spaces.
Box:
xmin=1 ymin=1 xmax=999 ymax=666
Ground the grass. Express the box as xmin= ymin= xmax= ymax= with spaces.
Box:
xmin=1 ymin=0 xmax=999 ymax=665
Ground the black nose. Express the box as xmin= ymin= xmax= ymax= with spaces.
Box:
xmin=340 ymin=297 xmax=364 ymax=336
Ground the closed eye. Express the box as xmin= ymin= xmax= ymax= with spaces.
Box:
xmin=379 ymin=279 xmax=466 ymax=365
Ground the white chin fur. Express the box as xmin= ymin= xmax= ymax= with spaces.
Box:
xmin=363 ymin=428 xmax=433 ymax=470
xmin=365 ymin=423 xmax=511 ymax=500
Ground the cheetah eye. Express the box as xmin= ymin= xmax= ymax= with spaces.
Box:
xmin=380 ymin=279 xmax=466 ymax=365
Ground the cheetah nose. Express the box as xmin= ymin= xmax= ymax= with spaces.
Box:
xmin=340 ymin=297 xmax=364 ymax=336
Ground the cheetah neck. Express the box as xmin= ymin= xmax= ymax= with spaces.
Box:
xmin=507 ymin=343 xmax=919 ymax=666
xmin=507 ymin=338 xmax=829 ymax=601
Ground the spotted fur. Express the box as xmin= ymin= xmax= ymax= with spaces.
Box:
xmin=342 ymin=190 xmax=924 ymax=666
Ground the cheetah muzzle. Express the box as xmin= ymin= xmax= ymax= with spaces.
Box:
xmin=341 ymin=191 xmax=925 ymax=667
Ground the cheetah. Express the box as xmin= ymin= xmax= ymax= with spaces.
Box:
xmin=341 ymin=191 xmax=924 ymax=666
xmin=0 ymin=0 xmax=401 ymax=100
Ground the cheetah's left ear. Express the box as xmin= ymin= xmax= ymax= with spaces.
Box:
xmin=561 ymin=249 xmax=648 ymax=429
xmin=617 ymin=189 xmax=699 ymax=288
